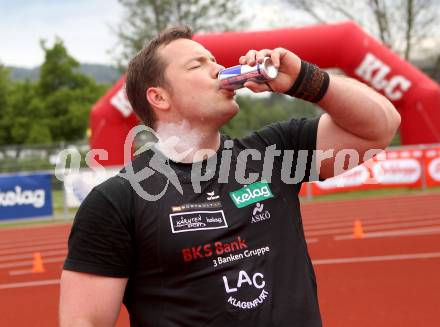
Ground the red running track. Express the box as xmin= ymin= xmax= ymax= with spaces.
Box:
xmin=0 ymin=193 xmax=439 ymax=326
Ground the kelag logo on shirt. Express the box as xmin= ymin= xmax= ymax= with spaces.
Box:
xmin=229 ymin=181 xmax=274 ymax=208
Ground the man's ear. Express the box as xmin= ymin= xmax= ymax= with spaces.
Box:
xmin=146 ymin=87 xmax=170 ymax=111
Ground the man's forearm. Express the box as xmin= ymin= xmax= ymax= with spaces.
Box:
xmin=318 ymin=75 xmax=401 ymax=145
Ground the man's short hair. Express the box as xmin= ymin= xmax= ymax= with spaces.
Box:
xmin=125 ymin=26 xmax=193 ymax=128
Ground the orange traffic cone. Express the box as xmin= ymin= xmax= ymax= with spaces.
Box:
xmin=353 ymin=219 xmax=364 ymax=239
xmin=32 ymin=252 xmax=45 ymax=273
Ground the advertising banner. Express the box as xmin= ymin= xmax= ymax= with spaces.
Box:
xmin=425 ymin=147 xmax=440 ymax=187
xmin=311 ymin=148 xmax=424 ymax=195
xmin=0 ymin=173 xmax=53 ymax=220
xmin=312 ymin=164 xmax=373 ymax=195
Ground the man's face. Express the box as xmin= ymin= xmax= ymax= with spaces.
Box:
xmin=158 ymin=38 xmax=239 ymax=129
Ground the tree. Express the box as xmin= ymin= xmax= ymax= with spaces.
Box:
xmin=0 ymin=39 xmax=108 ymax=146
xmin=0 ymin=64 xmax=12 ymax=144
xmin=6 ymin=80 xmax=50 ymax=144
xmin=114 ymin=0 xmax=248 ymax=65
xmin=222 ymin=94 xmax=321 ymax=138
xmin=39 ymin=38 xmax=95 ymax=96
xmin=36 ymin=38 xmax=109 ymax=142
xmin=0 ymin=64 xmax=9 ymax=110
xmin=284 ymin=0 xmax=440 ymax=61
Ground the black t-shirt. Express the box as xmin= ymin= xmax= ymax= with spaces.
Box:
xmin=64 ymin=117 xmax=322 ymax=327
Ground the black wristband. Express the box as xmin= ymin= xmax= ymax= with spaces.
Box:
xmin=285 ymin=60 xmax=330 ymax=103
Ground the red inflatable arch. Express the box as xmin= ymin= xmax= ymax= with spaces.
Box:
xmin=90 ymin=21 xmax=440 ymax=166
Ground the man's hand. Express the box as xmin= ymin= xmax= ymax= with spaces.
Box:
xmin=239 ymin=48 xmax=301 ymax=93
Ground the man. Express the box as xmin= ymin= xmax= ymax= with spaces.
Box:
xmin=60 ymin=26 xmax=400 ymax=326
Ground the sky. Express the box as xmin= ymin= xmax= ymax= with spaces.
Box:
xmin=0 ymin=0 xmax=303 ymax=68
xmin=1 ymin=1 xmax=438 ymax=68
xmin=0 ymin=0 xmax=124 ymax=67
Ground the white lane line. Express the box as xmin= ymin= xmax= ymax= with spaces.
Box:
xmin=9 ymin=269 xmax=35 ymax=276
xmin=335 ymin=226 xmax=440 ymax=240
xmin=0 ymin=237 xmax=67 ymax=250
xmin=0 ymin=250 xmax=67 ymax=262
xmin=0 ymin=260 xmax=33 ymax=269
xmin=0 ymin=279 xmax=60 ymax=290
xmin=306 ymin=238 xmax=319 ymax=244
xmin=0 ymin=243 xmax=66 ymax=256
xmin=0 ymin=256 xmax=66 ymax=269
xmin=9 ymin=261 xmax=64 ymax=276
xmin=313 ymin=252 xmax=440 ymax=265
xmin=304 ymin=214 xmax=440 ymax=230
xmin=306 ymin=219 xmax=440 ymax=237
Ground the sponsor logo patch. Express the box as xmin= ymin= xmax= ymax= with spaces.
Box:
xmin=171 ymin=201 xmax=221 ymax=213
xmin=251 ymin=203 xmax=271 ymax=223
xmin=229 ymin=181 xmax=273 ymax=208
xmin=222 ymin=270 xmax=270 ymax=310
xmin=182 ymin=236 xmax=247 ymax=263
xmin=207 ymin=191 xmax=220 ymax=201
xmin=169 ymin=210 xmax=227 ymax=233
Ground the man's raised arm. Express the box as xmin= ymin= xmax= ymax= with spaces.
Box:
xmin=240 ymin=48 xmax=401 ymax=179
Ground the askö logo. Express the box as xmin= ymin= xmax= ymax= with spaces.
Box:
xmin=251 ymin=203 xmax=271 ymax=223
xmin=229 ymin=181 xmax=273 ymax=208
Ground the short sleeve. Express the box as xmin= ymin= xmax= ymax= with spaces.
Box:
xmin=239 ymin=116 xmax=321 ymax=183
xmin=63 ymin=176 xmax=134 ymax=277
